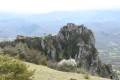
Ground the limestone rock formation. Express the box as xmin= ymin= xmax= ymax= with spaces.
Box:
xmin=0 ymin=23 xmax=119 ymax=80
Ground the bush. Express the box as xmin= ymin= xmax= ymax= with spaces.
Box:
xmin=2 ymin=46 xmax=19 ymax=56
xmin=83 ymin=74 xmax=90 ymax=79
xmin=47 ymin=60 xmax=57 ymax=69
xmin=0 ymin=55 xmax=35 ymax=80
xmin=76 ymin=68 xmax=87 ymax=74
xmin=40 ymin=54 xmax=47 ymax=66
xmin=70 ymin=78 xmax=77 ymax=80
xmin=57 ymin=59 xmax=77 ymax=72
xmin=1 ymin=43 xmax=48 ymax=66
xmin=0 ymin=48 xmax=3 ymax=54
xmin=25 ymin=49 xmax=42 ymax=64
xmin=77 ymin=61 xmax=82 ymax=68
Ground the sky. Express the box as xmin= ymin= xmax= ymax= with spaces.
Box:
xmin=0 ymin=0 xmax=120 ymax=14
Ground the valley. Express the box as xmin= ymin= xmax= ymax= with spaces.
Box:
xmin=99 ymin=47 xmax=120 ymax=78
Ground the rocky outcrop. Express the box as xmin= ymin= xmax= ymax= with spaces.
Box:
xmin=0 ymin=23 xmax=119 ymax=80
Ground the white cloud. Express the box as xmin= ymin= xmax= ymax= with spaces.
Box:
xmin=0 ymin=0 xmax=120 ymax=14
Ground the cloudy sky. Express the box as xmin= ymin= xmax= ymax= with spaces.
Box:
xmin=0 ymin=0 xmax=120 ymax=14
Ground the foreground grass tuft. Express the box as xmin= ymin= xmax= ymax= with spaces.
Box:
xmin=83 ymin=74 xmax=90 ymax=79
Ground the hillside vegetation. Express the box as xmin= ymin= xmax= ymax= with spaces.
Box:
xmin=0 ymin=23 xmax=118 ymax=80
xmin=0 ymin=54 xmax=111 ymax=80
xmin=0 ymin=55 xmax=34 ymax=80
xmin=26 ymin=62 xmax=110 ymax=80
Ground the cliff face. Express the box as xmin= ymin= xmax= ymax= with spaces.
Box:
xmin=56 ymin=23 xmax=118 ymax=79
xmin=0 ymin=23 xmax=118 ymax=80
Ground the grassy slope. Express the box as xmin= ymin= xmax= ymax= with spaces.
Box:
xmin=25 ymin=62 xmax=110 ymax=80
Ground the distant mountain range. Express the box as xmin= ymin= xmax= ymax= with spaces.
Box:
xmin=0 ymin=10 xmax=120 ymax=49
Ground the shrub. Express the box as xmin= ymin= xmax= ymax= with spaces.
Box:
xmin=110 ymin=75 xmax=113 ymax=79
xmin=40 ymin=54 xmax=47 ymax=66
xmin=76 ymin=68 xmax=87 ymax=74
xmin=83 ymin=74 xmax=90 ymax=79
xmin=70 ymin=78 xmax=77 ymax=80
xmin=58 ymin=59 xmax=77 ymax=67
xmin=1 ymin=43 xmax=48 ymax=66
xmin=57 ymin=59 xmax=77 ymax=72
xmin=0 ymin=48 xmax=3 ymax=54
xmin=0 ymin=55 xmax=35 ymax=80
xmin=47 ymin=60 xmax=57 ymax=69
xmin=25 ymin=49 xmax=42 ymax=64
xmin=77 ymin=61 xmax=82 ymax=68
xmin=2 ymin=46 xmax=19 ymax=56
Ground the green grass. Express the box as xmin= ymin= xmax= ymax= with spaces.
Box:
xmin=109 ymin=52 xmax=116 ymax=56
xmin=25 ymin=62 xmax=111 ymax=80
xmin=108 ymin=52 xmax=120 ymax=58
xmin=113 ymin=70 xmax=120 ymax=79
xmin=111 ymin=56 xmax=120 ymax=58
xmin=113 ymin=48 xmax=119 ymax=51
